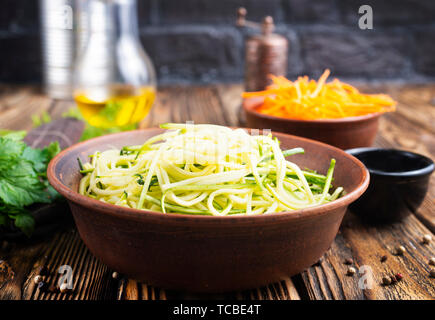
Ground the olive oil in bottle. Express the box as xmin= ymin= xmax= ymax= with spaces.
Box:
xmin=74 ymin=85 xmax=155 ymax=129
xmin=73 ymin=0 xmax=156 ymax=130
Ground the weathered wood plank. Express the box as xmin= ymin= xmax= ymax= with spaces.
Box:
xmin=48 ymin=99 xmax=76 ymax=120
xmin=158 ymin=86 xmax=229 ymax=125
xmin=0 ymin=239 xmax=48 ymax=300
xmin=344 ymin=213 xmax=435 ymax=299
xmin=298 ymin=213 xmax=435 ymax=300
xmin=383 ymin=84 xmax=435 ymax=135
xmin=0 ymin=87 xmax=53 ymax=131
xmin=214 ymin=83 xmax=244 ymax=127
xmin=376 ymin=112 xmax=435 ymax=232
xmin=140 ymin=87 xmax=178 ymax=128
xmin=19 ymin=230 xmax=118 ymax=300
xmin=0 ymin=86 xmax=37 ymax=115
xmin=159 ymin=279 xmax=301 ymax=301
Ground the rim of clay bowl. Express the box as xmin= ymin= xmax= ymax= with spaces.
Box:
xmin=243 ymin=97 xmax=382 ymax=124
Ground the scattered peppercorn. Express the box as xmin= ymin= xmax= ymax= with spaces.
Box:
xmin=59 ymin=282 xmax=71 ymax=293
xmin=33 ymin=275 xmax=42 ymax=284
xmin=380 ymin=255 xmax=388 ymax=263
xmin=396 ymin=246 xmax=406 ymax=255
xmin=395 ymin=273 xmax=403 ymax=281
xmin=112 ymin=271 xmax=119 ymax=279
xmin=37 ymin=281 xmax=48 ymax=292
xmin=430 ymin=269 xmax=435 ymax=278
xmin=422 ymin=234 xmax=432 ymax=244
xmin=344 ymin=258 xmax=353 ymax=265
xmin=347 ymin=267 xmax=356 ymax=276
xmin=429 ymin=257 xmax=435 ymax=266
xmin=382 ymin=276 xmax=392 ymax=285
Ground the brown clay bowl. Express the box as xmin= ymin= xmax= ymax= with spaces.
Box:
xmin=47 ymin=128 xmax=369 ymax=293
xmin=243 ymin=97 xmax=381 ymax=150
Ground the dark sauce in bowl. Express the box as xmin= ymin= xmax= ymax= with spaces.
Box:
xmin=346 ymin=148 xmax=434 ymax=224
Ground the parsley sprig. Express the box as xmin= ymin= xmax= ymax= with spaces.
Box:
xmin=0 ymin=131 xmax=61 ymax=237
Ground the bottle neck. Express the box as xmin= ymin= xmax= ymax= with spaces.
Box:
xmin=88 ymin=0 xmax=139 ymax=38
xmin=116 ymin=0 xmax=139 ymax=37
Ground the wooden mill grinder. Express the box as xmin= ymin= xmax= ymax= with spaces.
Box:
xmin=236 ymin=7 xmax=289 ymax=92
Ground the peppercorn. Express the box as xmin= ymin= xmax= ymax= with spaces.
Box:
xmin=37 ymin=281 xmax=48 ymax=292
xmin=396 ymin=246 xmax=406 ymax=255
xmin=33 ymin=275 xmax=42 ymax=284
xmin=395 ymin=273 xmax=403 ymax=281
xmin=347 ymin=267 xmax=356 ymax=276
xmin=382 ymin=276 xmax=392 ymax=285
xmin=112 ymin=271 xmax=119 ymax=279
xmin=380 ymin=255 xmax=388 ymax=263
xmin=422 ymin=234 xmax=432 ymax=244
xmin=430 ymin=269 xmax=435 ymax=278
xmin=429 ymin=257 xmax=435 ymax=266
xmin=59 ymin=283 xmax=71 ymax=293
xmin=344 ymin=258 xmax=353 ymax=265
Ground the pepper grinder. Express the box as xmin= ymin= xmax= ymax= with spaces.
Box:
xmin=236 ymin=7 xmax=288 ymax=92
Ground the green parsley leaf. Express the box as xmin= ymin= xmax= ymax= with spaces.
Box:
xmin=44 ymin=141 xmax=61 ymax=161
xmin=0 ymin=132 xmax=61 ymax=236
xmin=0 ymin=136 xmax=26 ymax=167
xmin=32 ymin=111 xmax=52 ymax=128
xmin=0 ymin=130 xmax=27 ymax=140
xmin=62 ymin=107 xmax=83 ymax=121
xmin=22 ymin=146 xmax=46 ymax=172
xmin=0 ymin=160 xmax=50 ymax=207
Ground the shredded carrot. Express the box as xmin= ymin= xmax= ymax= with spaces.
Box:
xmin=242 ymin=69 xmax=396 ymax=120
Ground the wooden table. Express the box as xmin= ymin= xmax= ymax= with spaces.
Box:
xmin=0 ymin=83 xmax=434 ymax=300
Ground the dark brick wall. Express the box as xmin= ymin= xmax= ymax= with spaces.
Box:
xmin=1 ymin=0 xmax=434 ymax=84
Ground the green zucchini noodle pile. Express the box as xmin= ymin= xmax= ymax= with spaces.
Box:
xmin=78 ymin=123 xmax=343 ymax=216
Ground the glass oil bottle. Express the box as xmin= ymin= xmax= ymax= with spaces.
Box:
xmin=73 ymin=0 xmax=156 ymax=129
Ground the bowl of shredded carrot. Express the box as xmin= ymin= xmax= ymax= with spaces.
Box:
xmin=242 ymin=69 xmax=396 ymax=150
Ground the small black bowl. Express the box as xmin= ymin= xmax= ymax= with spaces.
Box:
xmin=346 ymin=148 xmax=434 ymax=224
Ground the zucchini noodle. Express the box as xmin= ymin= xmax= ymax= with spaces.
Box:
xmin=78 ymin=123 xmax=343 ymax=216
